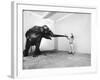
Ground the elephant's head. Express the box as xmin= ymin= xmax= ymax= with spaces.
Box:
xmin=41 ymin=25 xmax=54 ymax=40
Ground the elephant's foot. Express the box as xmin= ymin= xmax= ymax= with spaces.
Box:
xmin=32 ymin=50 xmax=41 ymax=57
xmin=23 ymin=50 xmax=28 ymax=57
xmin=32 ymin=54 xmax=39 ymax=57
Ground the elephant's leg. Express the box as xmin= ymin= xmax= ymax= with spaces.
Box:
xmin=23 ymin=39 xmax=31 ymax=57
xmin=33 ymin=42 xmax=41 ymax=57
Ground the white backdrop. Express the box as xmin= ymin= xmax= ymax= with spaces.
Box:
xmin=0 ymin=0 xmax=100 ymax=80
xmin=56 ymin=13 xmax=91 ymax=53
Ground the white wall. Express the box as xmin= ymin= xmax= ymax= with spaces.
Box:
xmin=23 ymin=11 xmax=55 ymax=50
xmin=55 ymin=13 xmax=91 ymax=53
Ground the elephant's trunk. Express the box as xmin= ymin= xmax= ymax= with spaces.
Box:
xmin=52 ymin=34 xmax=68 ymax=38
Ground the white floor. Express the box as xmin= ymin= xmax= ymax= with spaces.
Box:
xmin=23 ymin=51 xmax=91 ymax=69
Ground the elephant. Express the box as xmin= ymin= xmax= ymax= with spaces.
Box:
xmin=23 ymin=25 xmax=68 ymax=57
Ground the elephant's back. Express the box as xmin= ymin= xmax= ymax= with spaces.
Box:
xmin=25 ymin=26 xmax=42 ymax=38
